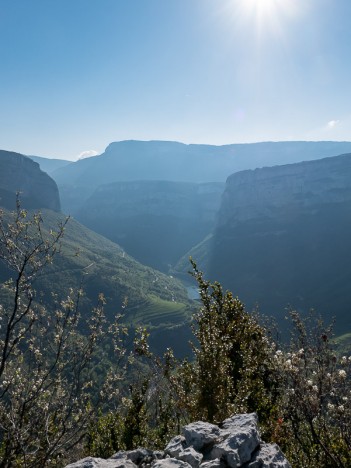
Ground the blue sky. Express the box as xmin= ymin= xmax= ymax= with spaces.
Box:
xmin=1 ymin=0 xmax=351 ymax=160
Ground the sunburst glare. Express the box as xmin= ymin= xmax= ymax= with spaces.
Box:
xmin=224 ymin=0 xmax=299 ymax=40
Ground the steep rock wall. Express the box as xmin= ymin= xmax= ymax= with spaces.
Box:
xmin=220 ymin=153 xmax=351 ymax=225
xmin=0 ymin=150 xmax=61 ymax=211
xmin=209 ymin=153 xmax=351 ymax=332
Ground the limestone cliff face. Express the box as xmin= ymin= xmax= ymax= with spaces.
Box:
xmin=83 ymin=181 xmax=224 ymax=220
xmin=209 ymin=153 xmax=351 ymax=333
xmin=219 ymin=153 xmax=351 ymax=226
xmin=0 ymin=150 xmax=61 ymax=211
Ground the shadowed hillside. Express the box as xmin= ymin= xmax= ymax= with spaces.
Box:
xmin=0 ymin=152 xmax=195 ymax=355
xmin=75 ymin=180 xmax=224 ymax=272
xmin=181 ymin=153 xmax=351 ymax=333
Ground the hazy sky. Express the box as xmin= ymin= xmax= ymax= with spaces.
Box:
xmin=1 ymin=0 xmax=351 ymax=160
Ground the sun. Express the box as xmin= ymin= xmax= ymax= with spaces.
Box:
xmin=233 ymin=0 xmax=297 ymax=37
xmin=241 ymin=0 xmax=285 ymax=20
xmin=246 ymin=0 xmax=281 ymax=14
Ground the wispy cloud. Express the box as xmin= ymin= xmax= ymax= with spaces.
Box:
xmin=304 ymin=117 xmax=350 ymax=141
xmin=327 ymin=120 xmax=340 ymax=129
xmin=77 ymin=150 xmax=99 ymax=160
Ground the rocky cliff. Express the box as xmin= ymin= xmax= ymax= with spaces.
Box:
xmin=0 ymin=150 xmax=61 ymax=211
xmin=66 ymin=413 xmax=291 ymax=468
xmin=219 ymin=153 xmax=351 ymax=225
xmin=208 ymin=153 xmax=351 ymax=332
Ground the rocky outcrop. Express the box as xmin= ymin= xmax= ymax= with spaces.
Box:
xmin=65 ymin=414 xmax=290 ymax=468
xmin=0 ymin=150 xmax=61 ymax=211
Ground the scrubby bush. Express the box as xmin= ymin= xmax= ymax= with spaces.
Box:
xmin=172 ymin=259 xmax=278 ymax=426
xmin=0 ymin=201 xmax=127 ymax=466
xmin=273 ymin=311 xmax=351 ymax=467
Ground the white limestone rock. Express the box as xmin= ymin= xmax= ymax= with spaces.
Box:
xmin=243 ymin=443 xmax=292 ymax=468
xmin=152 ymin=458 xmax=192 ymax=468
xmin=65 ymin=457 xmax=137 ymax=468
xmin=200 ymin=459 xmax=225 ymax=468
xmin=177 ymin=447 xmax=203 ymax=468
xmin=210 ymin=414 xmax=261 ymax=467
xmin=165 ymin=435 xmax=188 ymax=458
xmin=182 ymin=422 xmax=221 ymax=451
xmin=221 ymin=413 xmax=261 ymax=437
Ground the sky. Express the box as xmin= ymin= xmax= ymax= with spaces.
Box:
xmin=1 ymin=0 xmax=351 ymax=161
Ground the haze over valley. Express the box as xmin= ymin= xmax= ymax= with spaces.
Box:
xmin=1 ymin=140 xmax=351 ymax=338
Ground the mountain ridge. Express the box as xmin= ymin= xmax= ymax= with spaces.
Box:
xmin=51 ymin=140 xmax=351 ymax=189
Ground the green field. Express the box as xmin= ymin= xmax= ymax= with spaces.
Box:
xmin=125 ymin=295 xmax=190 ymax=327
xmin=334 ymin=332 xmax=351 ymax=355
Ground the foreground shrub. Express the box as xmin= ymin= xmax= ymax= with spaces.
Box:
xmin=274 ymin=311 xmax=351 ymax=467
xmin=173 ymin=259 xmax=279 ymax=426
xmin=0 ymin=201 xmax=126 ymax=467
